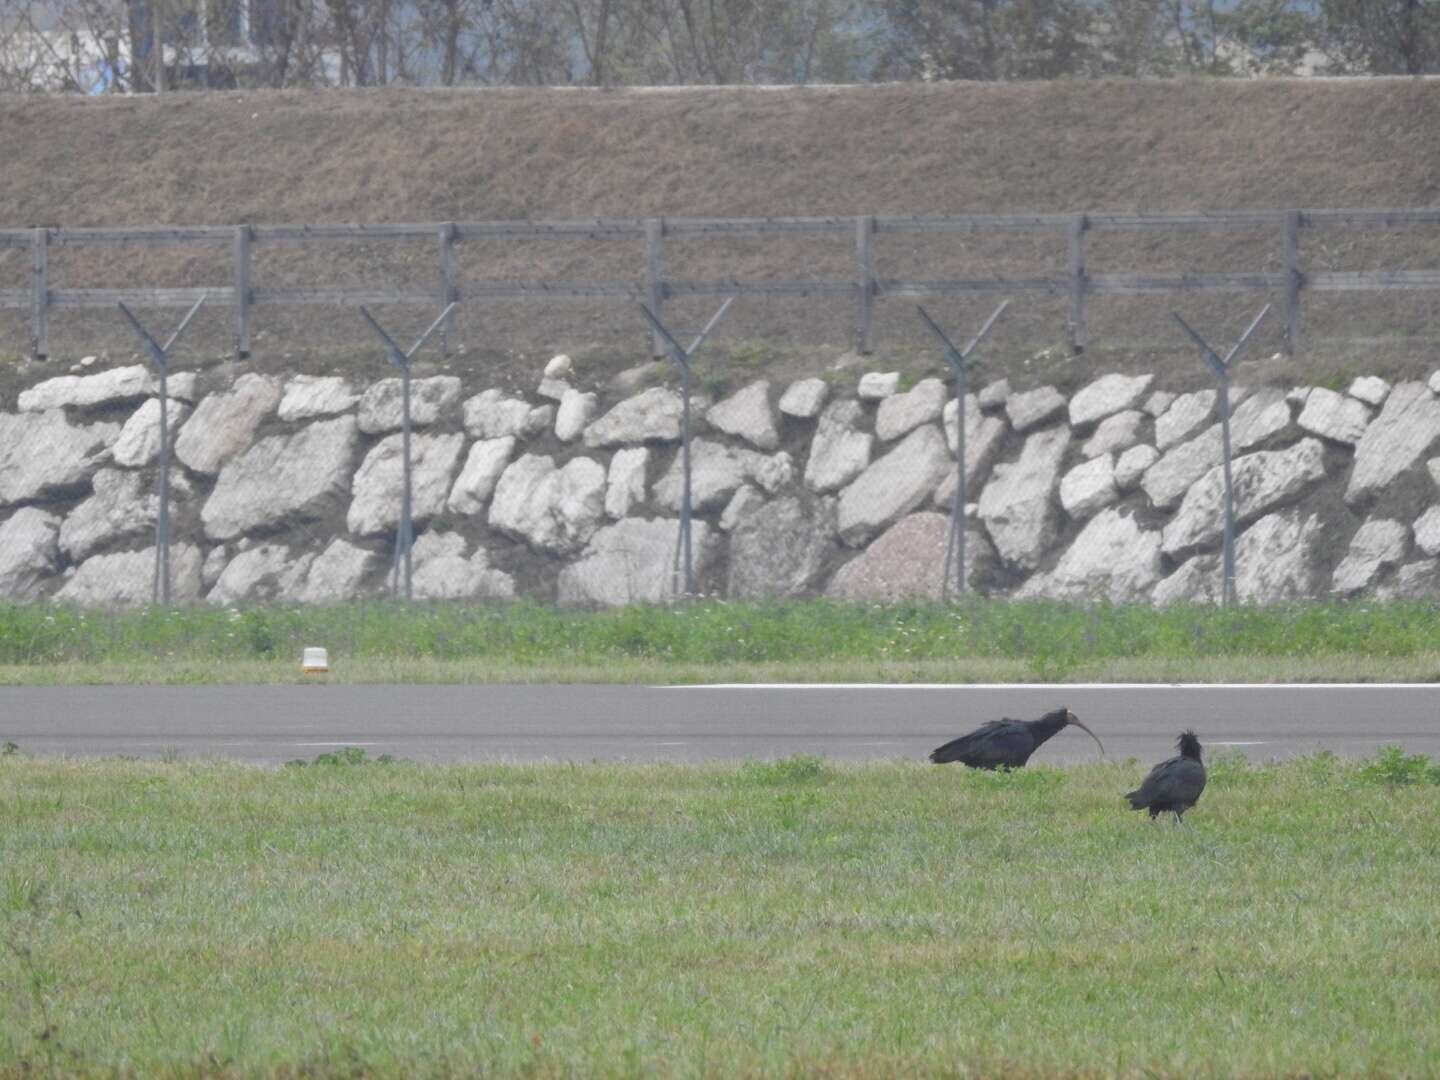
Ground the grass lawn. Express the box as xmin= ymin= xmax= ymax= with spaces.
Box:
xmin=4 ymin=599 xmax=1440 ymax=685
xmin=3 ymin=749 xmax=1439 ymax=1076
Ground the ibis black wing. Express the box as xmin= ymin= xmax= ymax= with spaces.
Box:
xmin=1126 ymin=756 xmax=1207 ymax=810
xmin=930 ymin=720 xmax=1036 ymax=768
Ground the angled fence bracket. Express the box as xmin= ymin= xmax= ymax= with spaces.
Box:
xmin=358 ymin=302 xmax=458 ymax=601
xmin=116 ymin=294 xmax=208 ymax=606
xmin=1171 ymin=303 xmax=1272 ymax=608
xmin=638 ymin=296 xmax=735 ymax=600
xmin=916 ymin=299 xmax=1010 ymax=601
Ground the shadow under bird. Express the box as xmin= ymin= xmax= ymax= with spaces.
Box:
xmin=1126 ymin=730 xmax=1207 ymax=822
xmin=929 ymin=707 xmax=1105 ymax=769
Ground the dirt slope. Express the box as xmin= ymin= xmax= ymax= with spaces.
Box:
xmin=1 ymin=80 xmax=1439 ymax=381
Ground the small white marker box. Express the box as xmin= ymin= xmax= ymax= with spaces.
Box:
xmin=301 ymin=647 xmax=329 ymax=674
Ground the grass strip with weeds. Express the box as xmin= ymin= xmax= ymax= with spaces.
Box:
xmin=1 ymin=748 xmax=1438 ymax=1075
xmin=3 ymin=598 xmax=1440 ymax=684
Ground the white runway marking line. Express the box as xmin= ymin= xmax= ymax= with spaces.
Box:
xmin=656 ymin=683 xmax=1439 ymax=690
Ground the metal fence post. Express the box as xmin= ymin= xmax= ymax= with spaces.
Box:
xmin=233 ymin=224 xmax=252 ymax=359
xmin=916 ymin=300 xmax=1010 ymax=600
xmin=1172 ymin=304 xmax=1271 ymax=608
xmin=1068 ymin=213 xmax=1088 ymax=354
xmin=855 ymin=215 xmax=875 ymax=354
xmin=439 ymin=222 xmax=458 ymax=357
xmin=645 ymin=218 xmax=666 ymax=359
xmin=30 ymin=228 xmax=48 ymax=360
xmin=116 ymin=295 xmax=207 ymax=606
xmin=1283 ymin=210 xmax=1302 ymax=355
xmin=358 ymin=303 xmax=457 ymax=602
xmin=638 ymin=297 xmax=736 ymax=599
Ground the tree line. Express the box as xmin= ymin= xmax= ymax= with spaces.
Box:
xmin=1 ymin=0 xmax=1437 ymax=94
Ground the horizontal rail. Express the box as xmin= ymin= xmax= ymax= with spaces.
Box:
xmin=461 ymin=282 xmax=640 ymax=298
xmin=665 ymin=279 xmax=853 ymax=297
xmin=0 ymin=288 xmax=29 ymax=308
xmin=250 ymin=287 xmax=438 ymax=306
xmin=50 ymin=287 xmax=235 ymax=307
xmin=880 ymin=277 xmax=1067 ymax=295
xmin=48 ymin=226 xmax=234 ymax=246
xmin=1088 ymin=271 xmax=1287 ymax=293
xmin=1307 ymin=269 xmax=1440 ymax=290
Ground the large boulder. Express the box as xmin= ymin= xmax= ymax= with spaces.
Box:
xmin=1114 ymin=444 xmax=1159 ymax=491
xmin=1377 ymin=559 xmax=1440 ymax=602
xmin=555 ymin=389 xmax=598 ymax=443
xmin=1349 ymin=376 xmax=1391 ymax=407
xmin=18 ymin=364 xmax=154 ymax=412
xmin=291 ymin=539 xmax=378 ymax=604
xmin=111 ymin=398 xmax=192 ymax=468
xmin=652 ymin=439 xmax=785 ymax=513
xmin=940 ymin=396 xmax=1008 ymax=493
xmin=720 ymin=485 xmax=766 ymax=531
xmin=0 ymin=410 xmax=119 ymax=505
xmin=837 ymin=425 xmax=952 ymax=546
xmin=174 ymin=374 xmax=281 ymax=475
xmin=1068 ymin=373 xmax=1153 ymax=429
xmin=804 ymin=399 xmax=873 ymax=494
xmin=347 ymin=432 xmax=466 ymax=537
xmin=1414 ymin=506 xmax=1440 ymax=558
xmin=1017 ymin=508 xmax=1163 ymax=604
xmin=1155 ymin=390 xmax=1217 ymax=450
xmin=410 ymin=532 xmax=515 ymax=601
xmin=358 ymin=375 xmax=462 ymax=435
xmin=778 ymin=377 xmax=829 ymax=419
xmin=558 ymin=518 xmax=720 ymax=606
xmin=447 ymin=437 xmax=516 ymax=515
xmin=875 ymin=378 xmax=945 ymax=442
xmin=606 ymin=448 xmax=651 ymax=519
xmin=583 ymin=388 xmax=685 ymax=448
xmin=1331 ymin=519 xmax=1409 ymax=596
xmin=1141 ymin=389 xmax=1298 ymax=510
xmin=278 ymin=375 xmax=358 ymax=422
xmin=1005 ymin=385 xmax=1066 ymax=433
xmin=1297 ymin=387 xmax=1372 ymax=445
xmin=1346 ymin=382 xmax=1440 ymax=506
xmin=0 ymin=508 xmax=61 ymax=600
xmin=208 ymin=544 xmax=314 ymax=606
xmin=1059 ymin=455 xmax=1119 ymax=521
xmin=54 ymin=544 xmax=204 ymax=607
xmin=1160 ymin=438 xmax=1327 ymax=557
xmin=727 ymin=496 xmax=837 ymax=598
xmin=858 ymin=372 xmax=899 ymax=399
xmin=1152 ymin=509 xmax=1326 ymax=605
xmin=977 ymin=424 xmax=1071 ymax=570
xmin=59 ymin=468 xmax=157 ymax=561
xmin=826 ymin=512 xmax=994 ymax=600
xmin=462 ymin=388 xmax=550 ymax=440
xmin=488 ymin=454 xmax=607 ymax=555
xmin=203 ymin=417 xmax=359 ymax=541
xmin=1081 ymin=410 xmax=1145 ymax=459
xmin=707 ymin=380 xmax=780 ymax=450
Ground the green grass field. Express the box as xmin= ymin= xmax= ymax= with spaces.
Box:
xmin=4 ymin=749 xmax=1439 ymax=1076
xmin=4 ymin=598 xmax=1440 ymax=685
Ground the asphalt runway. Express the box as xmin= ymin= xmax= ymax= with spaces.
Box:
xmin=2 ymin=683 xmax=1438 ymax=764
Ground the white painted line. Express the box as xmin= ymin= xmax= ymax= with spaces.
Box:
xmin=656 ymin=683 xmax=1440 ymax=690
xmin=1210 ymin=741 xmax=1270 ymax=746
xmin=653 ymin=741 xmax=688 ymax=746
xmin=291 ymin=741 xmax=378 ymax=747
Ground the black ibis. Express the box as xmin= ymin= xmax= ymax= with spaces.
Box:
xmin=929 ymin=707 xmax=1105 ymax=769
xmin=1126 ymin=730 xmax=1207 ymax=822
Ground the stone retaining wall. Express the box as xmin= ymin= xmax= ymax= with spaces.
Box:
xmin=4 ymin=355 xmax=1440 ymax=607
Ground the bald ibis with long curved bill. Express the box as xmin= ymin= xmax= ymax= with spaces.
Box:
xmin=928 ymin=707 xmax=1105 ymax=769
xmin=1126 ymin=730 xmax=1207 ymax=823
